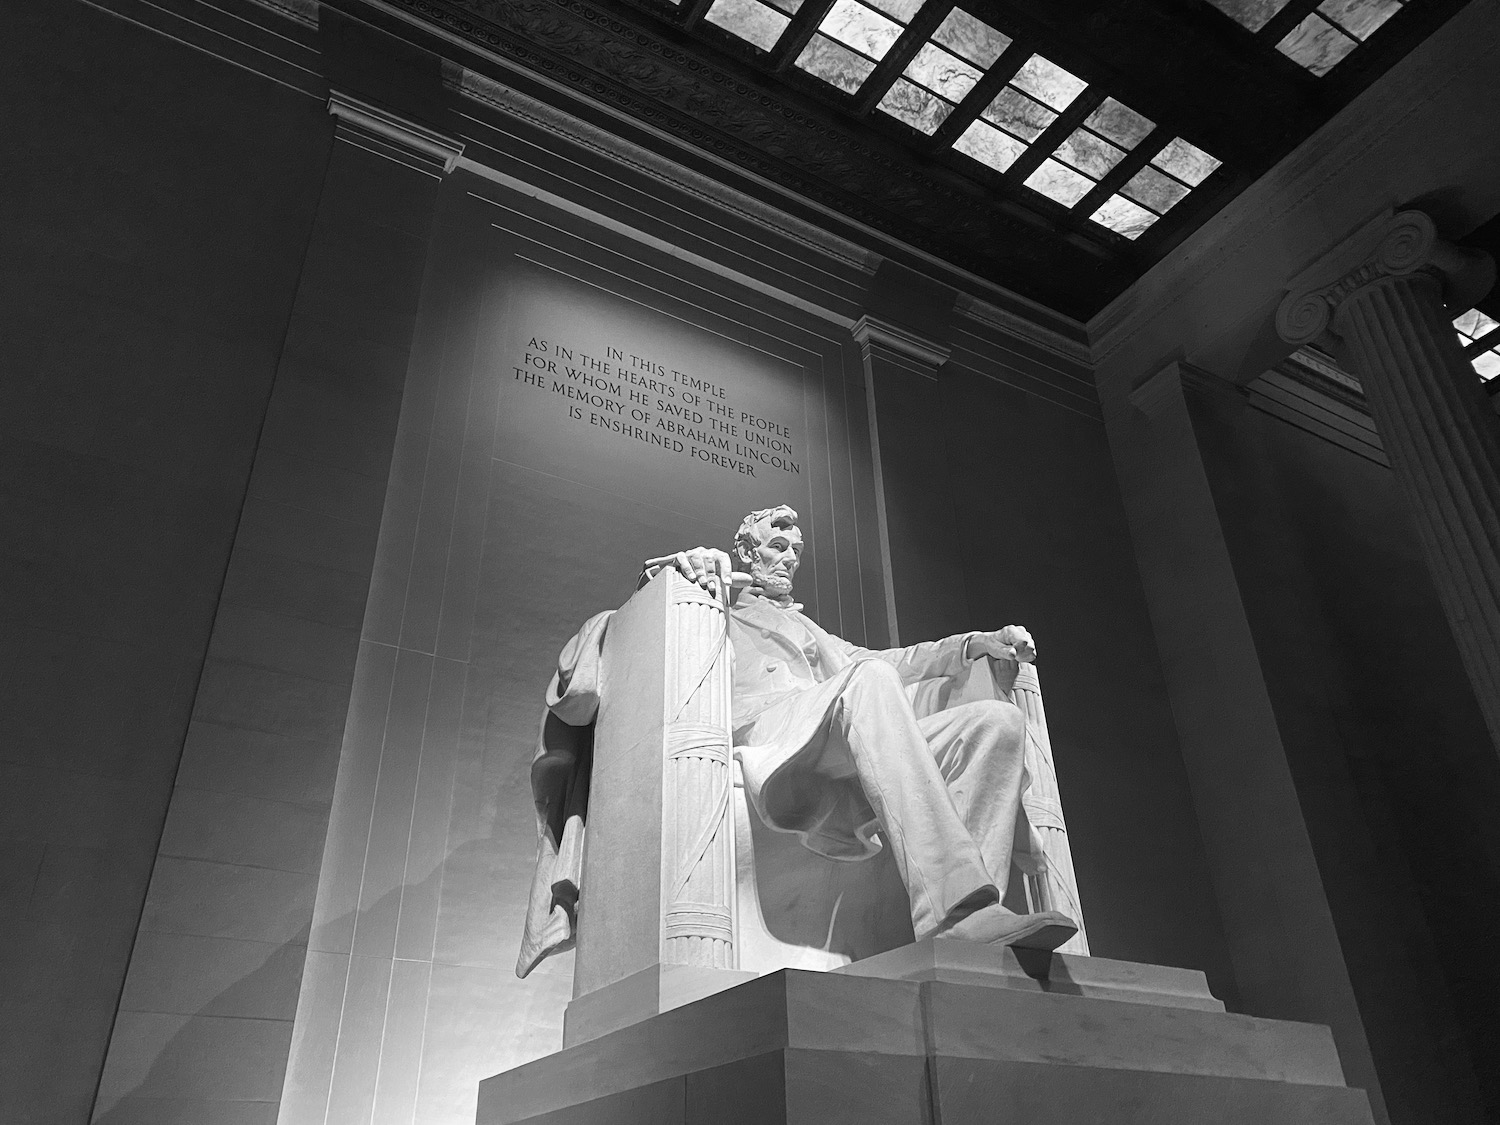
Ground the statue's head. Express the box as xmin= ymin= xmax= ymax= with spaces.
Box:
xmin=734 ymin=504 xmax=802 ymax=598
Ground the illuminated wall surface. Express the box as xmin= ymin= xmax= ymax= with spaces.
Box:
xmin=270 ymin=191 xmax=888 ymax=1122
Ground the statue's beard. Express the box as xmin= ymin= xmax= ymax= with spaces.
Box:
xmin=750 ymin=562 xmax=795 ymax=601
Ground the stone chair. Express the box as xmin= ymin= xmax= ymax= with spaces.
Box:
xmin=561 ymin=570 xmax=1089 ymax=1044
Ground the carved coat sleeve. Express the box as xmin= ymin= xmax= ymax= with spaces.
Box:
xmin=836 ymin=630 xmax=979 ymax=684
xmin=516 ymin=610 xmax=612 ymax=979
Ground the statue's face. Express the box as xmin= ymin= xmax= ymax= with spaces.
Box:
xmin=743 ymin=517 xmax=802 ymax=596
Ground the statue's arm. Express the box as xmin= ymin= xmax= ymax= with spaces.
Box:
xmin=838 ymin=625 xmax=1036 ymax=683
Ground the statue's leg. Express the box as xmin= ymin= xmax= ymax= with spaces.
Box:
xmin=834 ymin=660 xmax=997 ymax=937
xmin=918 ymin=700 xmax=1027 ymax=901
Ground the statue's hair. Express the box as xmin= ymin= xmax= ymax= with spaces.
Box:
xmin=734 ymin=504 xmax=799 ymax=561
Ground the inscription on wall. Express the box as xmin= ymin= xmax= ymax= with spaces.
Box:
xmin=513 ymin=335 xmax=801 ymax=479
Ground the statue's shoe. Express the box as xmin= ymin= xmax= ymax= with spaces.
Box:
xmin=932 ymin=905 xmax=1077 ymax=950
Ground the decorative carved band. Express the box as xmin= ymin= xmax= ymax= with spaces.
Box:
xmin=666 ymin=724 xmax=732 ymax=763
xmin=327 ymin=91 xmax=465 ymax=174
xmin=664 ymin=904 xmax=734 ymax=942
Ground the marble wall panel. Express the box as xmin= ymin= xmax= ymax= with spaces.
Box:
xmin=280 ymin=179 xmax=880 ymax=1125
xmin=0 ymin=2 xmax=329 ymax=1121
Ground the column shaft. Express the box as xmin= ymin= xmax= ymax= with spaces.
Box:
xmin=1334 ymin=272 xmax=1500 ymax=747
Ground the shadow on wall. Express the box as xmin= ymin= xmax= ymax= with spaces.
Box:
xmin=90 ymin=828 xmax=567 ymax=1125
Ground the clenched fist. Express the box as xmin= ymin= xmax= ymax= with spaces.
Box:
xmin=968 ymin=625 xmax=1036 ymax=664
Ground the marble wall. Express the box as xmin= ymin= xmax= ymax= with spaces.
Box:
xmin=0 ymin=4 xmax=329 ymax=1123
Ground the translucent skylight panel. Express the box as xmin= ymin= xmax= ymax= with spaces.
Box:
xmin=981 ymin=86 xmax=1056 ymax=142
xmin=903 ymin=43 xmax=984 ymax=103
xmin=953 ymin=120 xmax=1026 ymax=172
xmin=1091 ymin=195 xmax=1159 ymax=239
xmin=1458 ymin=310 xmax=1500 ymax=380
xmin=1024 ymin=159 xmax=1094 ymax=206
xmin=1277 ymin=13 xmax=1358 ymax=75
xmin=765 ymin=0 xmax=803 ymax=12
xmin=1053 ymin=129 xmax=1127 ymax=179
xmin=819 ymin=0 xmax=905 ymax=61
xmin=795 ymin=34 xmax=877 ymax=92
xmin=1153 ymin=138 xmax=1220 ymax=186
xmin=1122 ymin=165 xmax=1190 ymax=212
xmin=932 ymin=8 xmax=1011 ymax=67
xmin=866 ymin=0 xmax=923 ymax=21
xmin=1086 ymin=98 xmax=1154 ymax=148
xmin=1202 ymin=0 xmax=1290 ymax=32
xmin=1454 ymin=310 xmax=1500 ymax=341
xmin=878 ymin=78 xmax=954 ymax=133
xmin=1318 ymin=0 xmax=1401 ymax=40
xmin=1009 ymin=55 xmax=1087 ymax=111
xmin=705 ymin=0 xmax=790 ymax=50
xmin=1084 ymin=135 xmax=1220 ymax=239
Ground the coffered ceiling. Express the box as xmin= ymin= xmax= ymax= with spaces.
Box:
xmin=386 ymin=0 xmax=1469 ymax=319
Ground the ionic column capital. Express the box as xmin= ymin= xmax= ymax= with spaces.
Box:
xmin=1276 ymin=209 xmax=1494 ymax=346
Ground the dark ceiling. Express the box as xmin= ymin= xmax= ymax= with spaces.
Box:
xmin=388 ymin=0 xmax=1469 ymax=319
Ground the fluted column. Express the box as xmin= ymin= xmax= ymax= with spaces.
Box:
xmin=661 ymin=572 xmax=737 ymax=969
xmin=1278 ymin=209 xmax=1500 ymax=750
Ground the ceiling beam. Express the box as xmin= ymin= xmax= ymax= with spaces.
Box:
xmin=1069 ymin=125 xmax=1171 ymax=233
xmin=769 ymin=0 xmax=839 ymax=72
xmin=1001 ymin=86 xmax=1104 ymax=186
xmin=679 ymin=0 xmax=717 ymax=33
xmin=1259 ymin=0 xmax=1322 ymax=48
xmin=851 ymin=0 xmax=956 ymax=116
xmin=922 ymin=38 xmax=1030 ymax=153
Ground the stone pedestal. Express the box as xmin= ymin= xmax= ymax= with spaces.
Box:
xmin=479 ymin=942 xmax=1376 ymax=1124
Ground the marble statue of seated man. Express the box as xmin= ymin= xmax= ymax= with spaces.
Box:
xmin=647 ymin=503 xmax=1077 ymax=950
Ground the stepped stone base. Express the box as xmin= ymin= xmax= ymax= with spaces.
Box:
xmin=478 ymin=942 xmax=1376 ymax=1125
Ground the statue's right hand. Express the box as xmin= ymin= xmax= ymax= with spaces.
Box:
xmin=652 ymin=547 xmax=734 ymax=595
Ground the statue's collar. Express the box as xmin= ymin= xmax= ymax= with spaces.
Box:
xmin=735 ymin=587 xmax=804 ymax=615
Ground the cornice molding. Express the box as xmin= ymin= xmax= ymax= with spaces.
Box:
xmin=248 ymin=0 xmax=318 ymax=25
xmin=952 ymin=291 xmax=1091 ymax=366
xmin=1276 ymin=209 xmax=1495 ymax=347
xmin=851 ymin=315 xmax=952 ymax=375
xmin=446 ymin=66 xmax=880 ymax=275
xmin=327 ymin=91 xmax=465 ymax=172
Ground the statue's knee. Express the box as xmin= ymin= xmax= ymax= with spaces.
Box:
xmin=849 ymin=658 xmax=902 ymax=691
xmin=974 ymin=698 xmax=1025 ymax=740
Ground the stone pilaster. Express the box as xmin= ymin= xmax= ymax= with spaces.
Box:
xmin=851 ymin=313 xmax=956 ymax=645
xmin=1278 ymin=210 xmax=1500 ymax=750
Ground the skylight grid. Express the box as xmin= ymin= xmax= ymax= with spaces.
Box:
xmin=705 ymin=0 xmax=792 ymax=51
xmin=1088 ymin=135 xmax=1220 ymax=239
xmin=1202 ymin=0 xmax=1403 ymax=76
xmin=1203 ymin=0 xmax=1291 ymax=32
xmin=797 ymin=0 xmax=927 ymax=95
xmin=1454 ymin=310 xmax=1500 ymax=381
xmin=951 ymin=53 xmax=1086 ymax=174
xmin=870 ymin=8 xmax=1011 ymax=135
